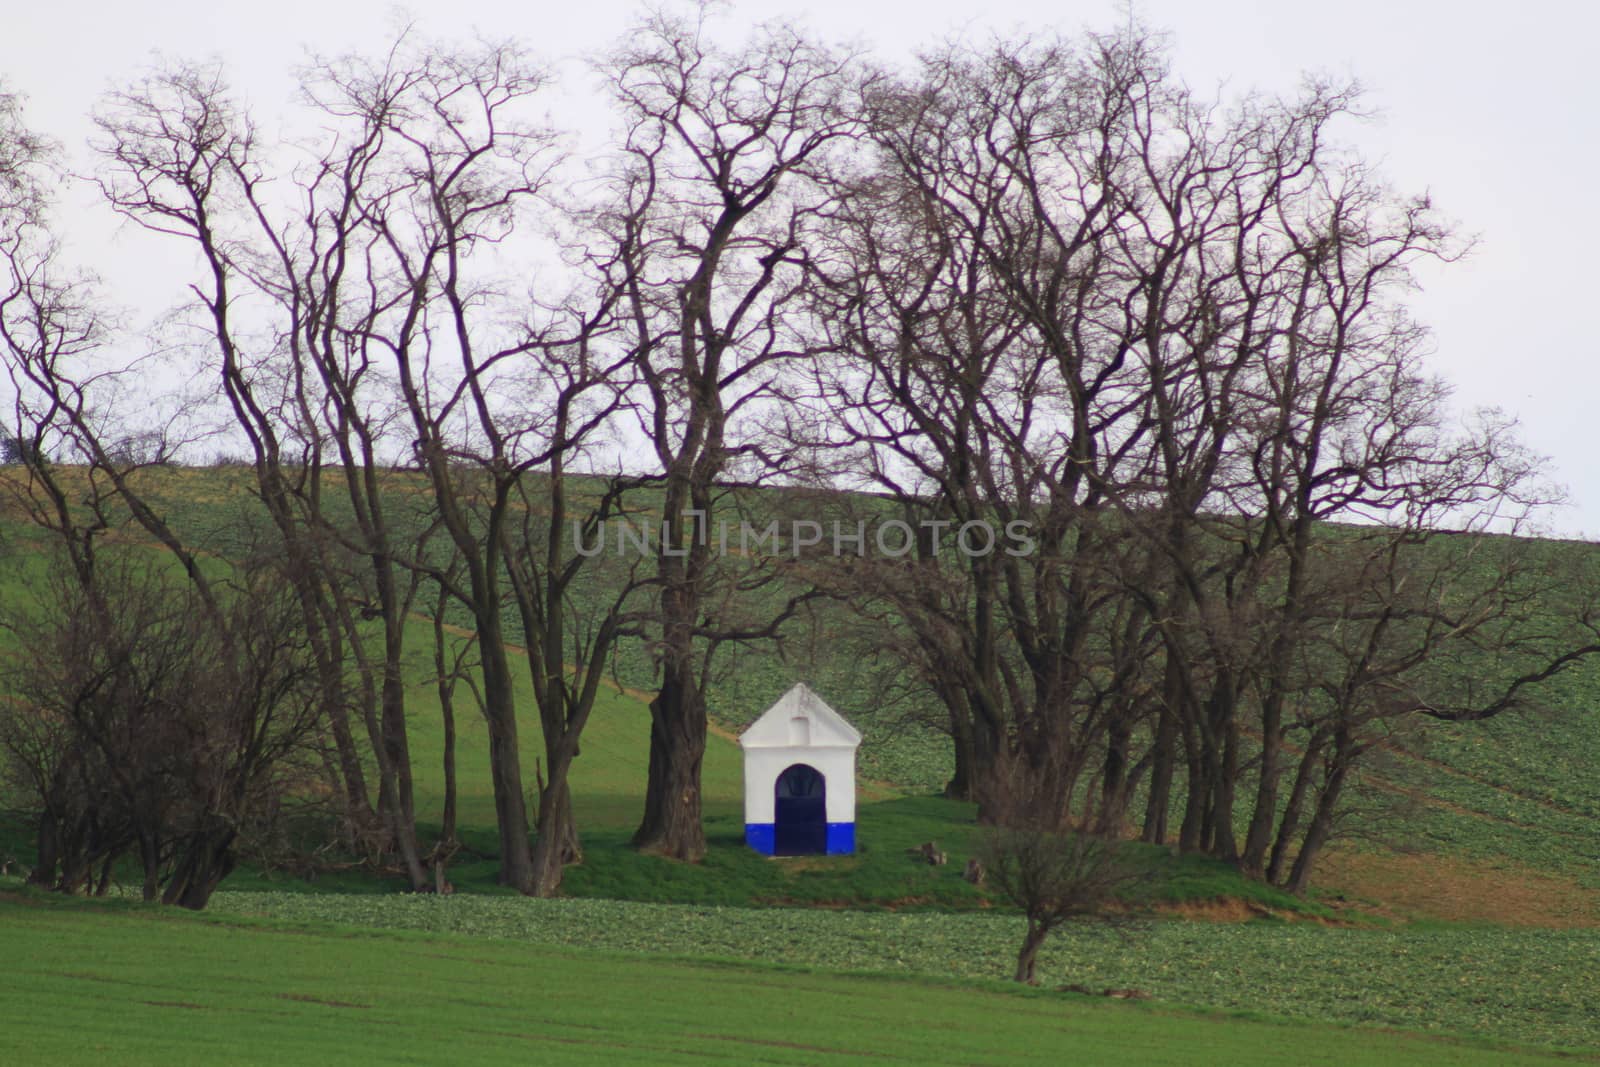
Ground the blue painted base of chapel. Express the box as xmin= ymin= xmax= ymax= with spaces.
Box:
xmin=745 ymin=822 xmax=855 ymax=855
xmin=745 ymin=823 xmax=775 ymax=854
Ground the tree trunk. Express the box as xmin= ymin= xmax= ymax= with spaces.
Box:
xmin=1204 ymin=676 xmax=1239 ymax=862
xmin=329 ymin=712 xmax=372 ymax=822
xmin=1208 ymin=749 xmax=1237 ymax=861
xmin=434 ymin=590 xmax=460 ymax=845
xmin=56 ymin=823 xmax=93 ymax=896
xmin=971 ymin=753 xmax=1018 ymax=827
xmin=375 ymin=566 xmax=427 ymax=891
xmin=944 ymin=707 xmax=975 ymax=802
xmin=633 ymin=671 xmax=707 ymax=861
xmin=529 ymin=768 xmax=581 ymax=897
xmin=965 ymin=702 xmax=1011 ymax=825
xmin=1098 ymin=717 xmax=1132 ymax=835
xmin=139 ymin=829 xmax=161 ymax=903
xmin=468 ymin=597 xmax=535 ymax=892
xmin=485 ymin=690 xmax=535 ymax=892
xmin=29 ymin=812 xmax=59 ymax=888
xmin=379 ymin=656 xmax=428 ymax=891
xmin=1240 ymin=695 xmax=1285 ymax=874
xmin=1267 ymin=732 xmax=1324 ymax=886
xmin=1286 ymin=733 xmax=1352 ymax=894
xmin=440 ymin=687 xmax=458 ymax=846
xmin=1141 ymin=702 xmax=1176 ymax=845
xmin=161 ymin=824 xmax=238 ymax=910
xmin=635 ymin=467 xmax=713 ymax=862
xmin=292 ymin=565 xmax=376 ymax=839
xmin=1014 ymin=920 xmax=1051 ymax=984
xmin=1178 ymin=745 xmax=1206 ymax=854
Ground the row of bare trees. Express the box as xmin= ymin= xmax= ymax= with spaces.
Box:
xmin=3 ymin=8 xmax=1597 ymax=903
xmin=792 ymin=28 xmax=1600 ymax=888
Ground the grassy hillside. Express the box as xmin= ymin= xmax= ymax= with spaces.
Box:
xmin=227 ymin=619 xmax=1311 ymax=914
xmin=6 ymin=464 xmax=1600 ymax=918
xmin=7 ymin=467 xmax=1600 ymax=1059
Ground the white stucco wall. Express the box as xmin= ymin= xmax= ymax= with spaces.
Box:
xmin=743 ymin=745 xmax=856 ymax=825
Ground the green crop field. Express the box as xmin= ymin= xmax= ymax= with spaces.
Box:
xmin=2 ymin=893 xmax=1592 ymax=1066
xmin=176 ymin=890 xmax=1600 ymax=1051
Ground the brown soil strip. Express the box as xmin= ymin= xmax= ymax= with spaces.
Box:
xmin=1382 ymin=741 xmax=1586 ymax=820
xmin=279 ymin=993 xmax=371 ymax=1009
xmin=1318 ymin=850 xmax=1600 ymax=927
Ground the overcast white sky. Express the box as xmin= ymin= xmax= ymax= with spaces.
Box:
xmin=5 ymin=1 xmax=1597 ymax=534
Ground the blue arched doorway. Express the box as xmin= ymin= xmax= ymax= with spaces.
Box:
xmin=774 ymin=763 xmax=827 ymax=855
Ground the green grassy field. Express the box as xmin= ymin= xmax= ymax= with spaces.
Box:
xmin=7 ymin=467 xmax=1600 ymax=1062
xmin=176 ymin=889 xmax=1600 ymax=1050
xmin=3 ymin=893 xmax=1591 ymax=1066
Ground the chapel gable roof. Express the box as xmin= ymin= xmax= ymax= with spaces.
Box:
xmin=738 ymin=683 xmax=861 ymax=749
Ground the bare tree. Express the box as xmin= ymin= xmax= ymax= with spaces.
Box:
xmin=292 ymin=33 xmax=641 ymax=894
xmin=85 ymin=59 xmax=440 ymax=885
xmin=0 ymin=93 xmax=324 ymax=904
xmin=0 ymin=544 xmax=320 ymax=908
xmin=598 ymin=6 xmax=867 ymax=860
xmin=802 ymin=30 xmax=1171 ymax=823
xmin=803 ymin=21 xmax=1600 ymax=892
xmin=978 ymin=825 xmax=1137 ymax=985
xmin=12 ymin=37 xmax=646 ymax=897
